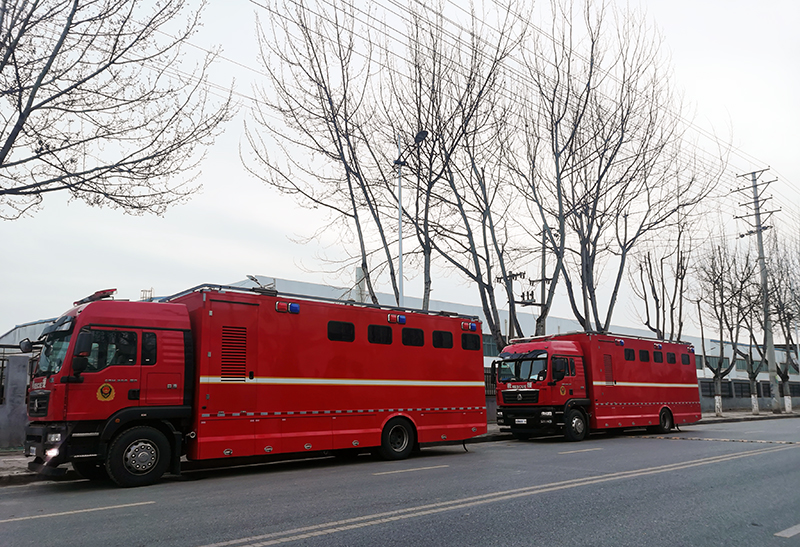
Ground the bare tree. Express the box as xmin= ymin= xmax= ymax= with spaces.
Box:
xmin=382 ymin=2 xmax=524 ymax=314
xmin=694 ymin=242 xmax=739 ymax=416
xmin=247 ymin=0 xmax=393 ymax=304
xmin=768 ymin=233 xmax=798 ymax=412
xmin=512 ymin=0 xmax=717 ymax=334
xmin=0 ymin=0 xmax=232 ymax=220
xmin=630 ymin=214 xmax=693 ymax=341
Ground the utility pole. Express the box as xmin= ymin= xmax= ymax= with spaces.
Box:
xmin=734 ymin=168 xmax=781 ymax=413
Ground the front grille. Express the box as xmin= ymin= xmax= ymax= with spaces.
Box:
xmin=502 ymin=390 xmax=539 ymax=404
xmin=28 ymin=391 xmax=50 ymax=417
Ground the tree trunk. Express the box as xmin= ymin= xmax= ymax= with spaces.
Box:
xmin=750 ymin=378 xmax=759 ymax=415
xmin=750 ymin=394 xmax=759 ymax=415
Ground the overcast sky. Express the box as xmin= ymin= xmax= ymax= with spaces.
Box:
xmin=1 ymin=0 xmax=798 ymax=338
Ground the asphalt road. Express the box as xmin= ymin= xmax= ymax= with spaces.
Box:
xmin=2 ymin=420 xmax=799 ymax=547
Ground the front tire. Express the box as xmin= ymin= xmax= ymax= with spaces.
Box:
xmin=106 ymin=426 xmax=170 ymax=487
xmin=378 ymin=417 xmax=415 ymax=460
xmin=564 ymin=409 xmax=587 ymax=442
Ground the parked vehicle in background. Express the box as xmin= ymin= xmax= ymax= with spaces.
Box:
xmin=493 ymin=332 xmax=701 ymax=441
xmin=21 ymin=285 xmax=487 ymax=486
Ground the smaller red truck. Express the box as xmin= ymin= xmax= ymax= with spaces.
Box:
xmin=493 ymin=332 xmax=701 ymax=441
xmin=21 ymin=284 xmax=487 ymax=486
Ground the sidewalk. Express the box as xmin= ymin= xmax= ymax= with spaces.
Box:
xmin=2 ymin=410 xmax=797 ymax=487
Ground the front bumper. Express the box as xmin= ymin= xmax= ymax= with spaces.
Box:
xmin=496 ymin=406 xmax=562 ymax=431
xmin=24 ymin=423 xmax=70 ymax=473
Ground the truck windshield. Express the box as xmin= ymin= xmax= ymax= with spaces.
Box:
xmin=36 ymin=332 xmax=72 ymax=376
xmin=495 ymin=351 xmax=548 ymax=382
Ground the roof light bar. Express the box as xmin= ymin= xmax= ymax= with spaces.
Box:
xmin=615 ymin=339 xmax=625 ymax=346
xmin=74 ymin=289 xmax=117 ymax=306
xmin=388 ymin=314 xmax=406 ymax=324
xmin=461 ymin=322 xmax=477 ymax=332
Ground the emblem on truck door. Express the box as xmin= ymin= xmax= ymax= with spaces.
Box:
xmin=97 ymin=383 xmax=116 ymax=401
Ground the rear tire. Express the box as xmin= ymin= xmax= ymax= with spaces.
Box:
xmin=378 ymin=417 xmax=415 ymax=460
xmin=106 ymin=426 xmax=170 ymax=487
xmin=72 ymin=460 xmax=109 ymax=481
xmin=564 ymin=409 xmax=587 ymax=442
xmin=655 ymin=409 xmax=673 ymax=433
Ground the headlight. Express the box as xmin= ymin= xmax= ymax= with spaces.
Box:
xmin=496 ymin=410 xmax=503 ymax=417
xmin=540 ymin=411 xmax=553 ymax=417
xmin=47 ymin=433 xmax=62 ymax=443
xmin=46 ymin=448 xmax=59 ymax=458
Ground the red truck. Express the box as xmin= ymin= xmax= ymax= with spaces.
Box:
xmin=22 ymin=284 xmax=487 ymax=486
xmin=493 ymin=332 xmax=701 ymax=441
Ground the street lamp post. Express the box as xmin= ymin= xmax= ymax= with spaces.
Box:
xmin=393 ymin=130 xmax=428 ymax=308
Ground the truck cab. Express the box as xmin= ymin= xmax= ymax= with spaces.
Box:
xmin=23 ymin=290 xmax=193 ymax=486
xmin=493 ymin=339 xmax=589 ymax=441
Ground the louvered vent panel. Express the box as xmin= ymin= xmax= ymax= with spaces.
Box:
xmin=604 ymin=354 xmax=614 ymax=385
xmin=221 ymin=326 xmax=247 ymax=381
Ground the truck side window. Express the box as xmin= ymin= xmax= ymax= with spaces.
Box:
xmin=569 ymin=358 xmax=576 ymax=376
xmin=681 ymin=354 xmax=690 ymax=365
xmin=432 ymin=330 xmax=453 ymax=349
xmin=328 ymin=321 xmax=355 ymax=342
xmin=639 ymin=350 xmax=650 ymax=362
xmin=624 ymin=348 xmax=635 ymax=361
xmin=368 ymin=325 xmax=392 ymax=345
xmin=653 ymin=351 xmax=663 ymax=363
xmin=86 ymin=330 xmax=138 ymax=372
xmin=666 ymin=352 xmax=676 ymax=364
xmin=402 ymin=328 xmax=424 ymax=347
xmin=142 ymin=332 xmax=157 ymax=365
xmin=461 ymin=333 xmax=481 ymax=351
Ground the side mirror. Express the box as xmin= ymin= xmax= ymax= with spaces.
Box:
xmin=71 ymin=332 xmax=93 ymax=375
xmin=552 ymin=359 xmax=567 ymax=382
xmin=74 ymin=331 xmax=92 ymax=357
xmin=19 ymin=338 xmax=33 ymax=353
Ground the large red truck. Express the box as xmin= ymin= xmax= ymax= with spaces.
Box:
xmin=22 ymin=284 xmax=487 ymax=486
xmin=493 ymin=332 xmax=701 ymax=441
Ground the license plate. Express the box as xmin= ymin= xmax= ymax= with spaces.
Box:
xmin=28 ymin=446 xmax=36 ymax=456
xmin=515 ymin=418 xmax=527 ymax=425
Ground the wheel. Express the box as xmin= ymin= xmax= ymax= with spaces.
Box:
xmin=511 ymin=432 xmax=532 ymax=441
xmin=105 ymin=426 xmax=170 ymax=487
xmin=378 ymin=417 xmax=415 ymax=460
xmin=656 ymin=409 xmax=673 ymax=433
xmin=564 ymin=409 xmax=587 ymax=442
xmin=72 ymin=460 xmax=109 ymax=481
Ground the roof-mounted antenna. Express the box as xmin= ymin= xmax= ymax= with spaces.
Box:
xmin=246 ymin=275 xmax=278 ymax=296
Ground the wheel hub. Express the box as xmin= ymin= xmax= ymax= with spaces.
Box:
xmin=388 ymin=425 xmax=409 ymax=452
xmin=123 ymin=440 xmax=158 ymax=474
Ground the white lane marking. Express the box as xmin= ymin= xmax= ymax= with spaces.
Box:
xmin=775 ymin=523 xmax=800 ymax=538
xmin=373 ymin=465 xmax=449 ymax=476
xmin=558 ymin=448 xmax=603 ymax=455
xmin=0 ymin=501 xmax=155 ymax=524
xmin=197 ymin=444 xmax=796 ymax=547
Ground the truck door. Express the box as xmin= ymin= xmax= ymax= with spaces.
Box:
xmin=65 ymin=328 xmax=141 ymax=421
xmin=195 ymin=299 xmax=259 ymax=459
xmin=140 ymin=330 xmax=186 ymax=407
xmin=551 ymin=356 xmax=572 ymax=406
